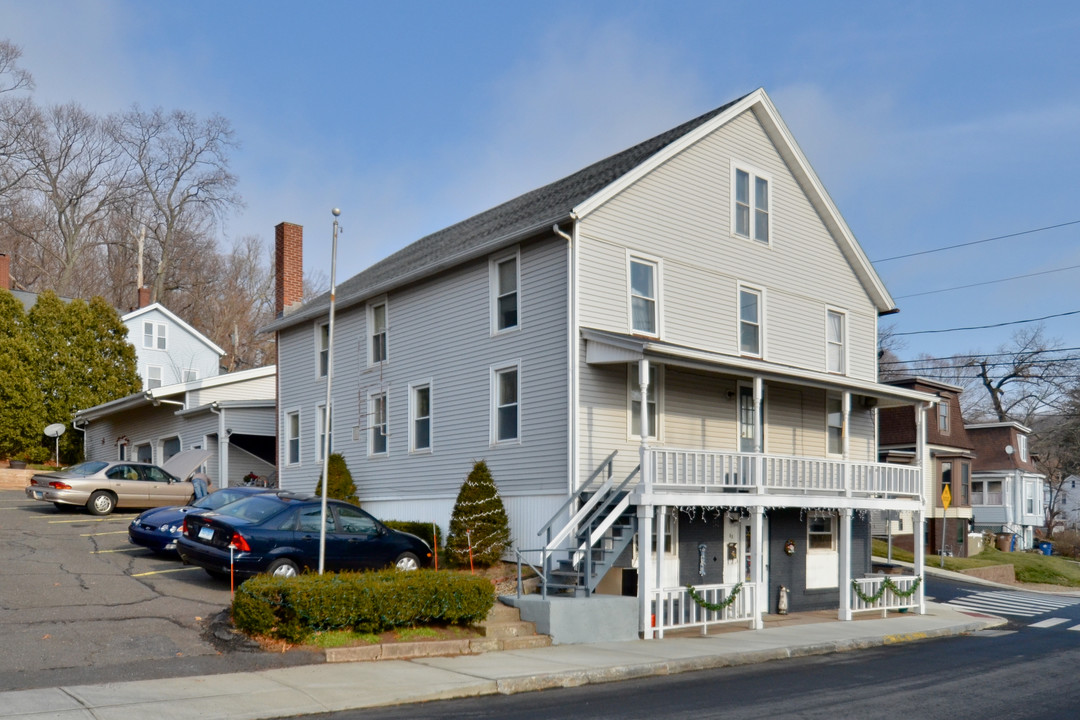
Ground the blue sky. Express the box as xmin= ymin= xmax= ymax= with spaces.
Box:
xmin=4 ymin=1 xmax=1079 ymax=363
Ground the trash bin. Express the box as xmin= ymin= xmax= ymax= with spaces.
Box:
xmin=995 ymin=533 xmax=1014 ymax=552
xmin=1039 ymin=541 xmax=1053 ymax=556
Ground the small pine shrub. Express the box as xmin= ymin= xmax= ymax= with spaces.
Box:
xmin=315 ymin=453 xmax=359 ymax=506
xmin=446 ymin=460 xmax=511 ymax=568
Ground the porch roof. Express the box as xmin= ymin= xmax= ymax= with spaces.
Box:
xmin=582 ymin=328 xmax=938 ymax=409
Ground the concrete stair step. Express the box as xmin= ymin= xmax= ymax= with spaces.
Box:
xmin=479 ymin=600 xmax=544 ymax=640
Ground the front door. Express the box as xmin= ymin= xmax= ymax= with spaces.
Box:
xmin=724 ymin=515 xmax=768 ymax=604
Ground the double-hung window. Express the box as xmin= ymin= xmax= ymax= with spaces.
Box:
xmin=492 ymin=253 xmax=519 ymax=333
xmin=938 ymin=401 xmax=950 ymax=433
xmin=410 ymin=383 xmax=432 ymax=452
xmin=826 ymin=309 xmax=845 ymax=374
xmin=182 ymin=368 xmax=198 ymax=383
xmin=146 ymin=365 xmax=163 ymax=389
xmin=808 ymin=516 xmax=835 ymax=550
xmin=629 ymin=365 xmax=660 ymax=439
xmin=143 ymin=321 xmax=166 ymax=350
xmin=369 ymin=301 xmax=388 ymax=365
xmin=317 ymin=404 xmax=333 ymax=460
xmin=317 ymin=322 xmax=329 ymax=377
xmin=285 ymin=411 xmax=300 ymax=465
xmin=733 ymin=165 xmax=770 ymax=243
xmin=369 ymin=392 xmax=388 ymax=455
xmin=941 ymin=462 xmax=953 ymax=504
xmin=826 ymin=394 xmax=844 ymax=455
xmin=629 ymin=256 xmax=658 ymax=336
xmin=1018 ymin=434 xmax=1028 ymax=462
xmin=738 ymin=286 xmax=762 ymax=357
xmin=493 ymin=364 xmax=520 ymax=444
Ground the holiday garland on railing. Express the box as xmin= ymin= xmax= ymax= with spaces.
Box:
xmin=686 ymin=582 xmax=743 ymax=612
xmin=850 ymin=576 xmax=922 ymax=604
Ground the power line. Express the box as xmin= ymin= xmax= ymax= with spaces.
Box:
xmin=879 ymin=346 xmax=1080 ymax=364
xmin=883 ymin=357 xmax=1080 ymax=370
xmin=872 ymin=219 xmax=1080 ymax=263
xmin=894 ymin=264 xmax=1080 ymax=299
xmin=892 ymin=309 xmax=1080 ymax=336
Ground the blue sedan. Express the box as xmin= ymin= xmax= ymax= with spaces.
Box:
xmin=129 ymin=486 xmax=271 ymax=554
xmin=177 ymin=492 xmax=433 ymax=578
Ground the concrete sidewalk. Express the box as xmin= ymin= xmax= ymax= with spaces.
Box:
xmin=0 ymin=601 xmax=1002 ymax=720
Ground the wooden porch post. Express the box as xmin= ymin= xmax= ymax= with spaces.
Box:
xmin=838 ymin=508 xmax=853 ymax=621
xmin=637 ymin=504 xmax=655 ymax=638
xmin=914 ymin=508 xmax=926 ymax=614
xmin=751 ymin=506 xmax=765 ymax=628
xmin=842 ymin=391 xmax=851 ymax=497
xmin=753 ymin=376 xmax=764 ymax=490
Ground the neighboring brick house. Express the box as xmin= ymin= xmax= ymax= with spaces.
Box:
xmin=265 ymin=88 xmax=933 ymax=641
xmin=879 ymin=378 xmax=976 ymax=557
xmin=966 ymin=422 xmax=1045 ymax=549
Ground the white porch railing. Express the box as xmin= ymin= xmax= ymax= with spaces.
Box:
xmin=850 ymin=575 xmax=922 ymax=616
xmin=649 ymin=449 xmax=921 ymax=498
xmin=652 ymin=582 xmax=758 ymax=637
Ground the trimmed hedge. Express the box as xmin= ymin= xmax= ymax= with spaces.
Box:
xmin=383 ymin=520 xmax=442 ymax=553
xmin=232 ymin=569 xmax=494 ymax=643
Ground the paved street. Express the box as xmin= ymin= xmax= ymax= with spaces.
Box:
xmin=0 ymin=488 xmax=320 ymax=691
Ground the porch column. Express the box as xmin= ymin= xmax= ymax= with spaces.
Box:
xmin=914 ymin=509 xmax=926 ymax=614
xmin=655 ymin=505 xmax=666 ymax=638
xmin=838 ymin=508 xmax=853 ymax=621
xmin=842 ymin=391 xmax=851 ymax=497
xmin=750 ymin=506 xmax=765 ymax=628
xmin=753 ymin=376 xmax=764 ymax=490
xmin=637 ymin=504 xmax=655 ymax=638
xmin=638 ymin=358 xmax=651 ymax=494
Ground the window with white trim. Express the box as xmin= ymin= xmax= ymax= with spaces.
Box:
xmin=738 ymin=383 xmax=758 ymax=453
xmin=369 ymin=301 xmax=388 ymax=365
xmin=629 ymin=256 xmax=658 ymax=336
xmin=143 ymin=321 xmax=166 ymax=350
xmin=491 ymin=253 xmax=519 ymax=333
xmin=808 ymin=515 xmax=836 ymax=551
xmin=317 ymin=404 xmax=333 ymax=460
xmin=183 ymin=368 xmax=198 ymax=383
xmin=369 ymin=392 xmax=388 ymax=455
xmin=628 ymin=365 xmax=660 ymax=439
xmin=938 ymin=401 xmax=950 ymax=433
xmin=826 ymin=309 xmax=845 ymax=374
xmin=738 ymin=287 xmax=762 ymax=357
xmin=136 ymin=443 xmax=153 ymax=463
xmin=733 ymin=166 xmax=770 ymax=243
xmin=146 ymin=365 xmax=163 ymax=389
xmin=410 ymin=383 xmax=432 ymax=452
xmin=286 ymin=410 xmax=300 ymax=465
xmin=493 ymin=364 xmax=520 ymax=443
xmin=972 ymin=479 xmax=1003 ymax=505
xmin=317 ymin=322 xmax=329 ymax=377
xmin=1018 ymin=434 xmax=1028 ymax=462
xmin=826 ymin=394 xmax=844 ymax=455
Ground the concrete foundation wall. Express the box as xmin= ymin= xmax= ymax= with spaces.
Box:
xmin=509 ymin=595 xmax=639 ymax=645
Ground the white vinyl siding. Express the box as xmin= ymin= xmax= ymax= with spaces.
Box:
xmin=577 ymin=108 xmax=880 ymax=382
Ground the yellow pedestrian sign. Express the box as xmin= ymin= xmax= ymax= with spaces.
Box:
xmin=942 ymin=485 xmax=952 ymax=510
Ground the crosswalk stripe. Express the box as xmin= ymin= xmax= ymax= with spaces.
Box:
xmin=1030 ymin=617 xmax=1070 ymax=628
xmin=1068 ymin=625 xmax=1080 ymax=632
xmin=944 ymin=590 xmax=1080 ymax=618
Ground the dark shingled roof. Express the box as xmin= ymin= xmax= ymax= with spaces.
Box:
xmin=267 ymin=94 xmax=748 ymax=331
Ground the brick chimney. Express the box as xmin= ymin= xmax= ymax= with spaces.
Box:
xmin=0 ymin=253 xmax=9 ymax=291
xmin=275 ymin=222 xmax=303 ymax=318
xmin=137 ymin=286 xmax=151 ymax=308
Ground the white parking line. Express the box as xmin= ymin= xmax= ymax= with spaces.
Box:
xmin=1030 ymin=617 xmax=1070 ymax=628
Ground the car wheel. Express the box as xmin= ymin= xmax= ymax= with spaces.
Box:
xmin=267 ymin=558 xmax=300 ymax=578
xmin=394 ymin=552 xmax=421 ymax=571
xmin=86 ymin=491 xmax=116 ymax=516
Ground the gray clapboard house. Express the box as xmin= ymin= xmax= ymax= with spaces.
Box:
xmin=73 ymin=366 xmax=277 ymax=490
xmin=265 ymin=88 xmax=935 ymax=640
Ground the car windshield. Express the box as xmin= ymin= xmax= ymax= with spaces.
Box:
xmin=64 ymin=461 xmax=109 ymax=476
xmin=194 ymin=489 xmax=250 ymax=511
xmin=214 ymin=494 xmax=287 ymax=523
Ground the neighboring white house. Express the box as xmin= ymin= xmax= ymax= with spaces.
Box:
xmin=264 ymin=88 xmax=933 ymax=640
xmin=966 ymin=422 xmax=1046 ymax=549
xmin=73 ymin=366 xmax=277 ymax=489
xmin=1056 ymin=476 xmax=1080 ymax=532
xmin=122 ymin=302 xmax=226 ymax=390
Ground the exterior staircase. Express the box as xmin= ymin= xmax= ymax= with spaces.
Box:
xmin=536 ymin=451 xmax=640 ymax=597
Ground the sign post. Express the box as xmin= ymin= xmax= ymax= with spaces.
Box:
xmin=940 ymin=485 xmax=952 ymax=568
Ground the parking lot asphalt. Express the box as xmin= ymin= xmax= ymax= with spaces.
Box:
xmin=0 ymin=489 xmax=321 ymax=692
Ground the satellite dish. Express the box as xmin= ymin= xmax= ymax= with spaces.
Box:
xmin=44 ymin=423 xmax=66 ymax=438
xmin=1004 ymin=444 xmax=1015 ymax=455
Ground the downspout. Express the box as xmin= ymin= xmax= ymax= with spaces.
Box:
xmin=71 ymin=417 xmax=88 ymax=462
xmin=209 ymin=402 xmax=227 ymax=490
xmin=552 ymin=221 xmax=577 ymax=501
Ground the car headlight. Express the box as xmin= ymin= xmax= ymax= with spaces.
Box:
xmin=159 ymin=523 xmax=172 ymax=532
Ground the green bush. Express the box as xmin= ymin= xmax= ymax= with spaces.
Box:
xmin=383 ymin=520 xmax=442 ymax=553
xmin=314 ymin=453 xmax=359 ymax=505
xmin=232 ymin=569 xmax=494 ymax=643
xmin=446 ymin=460 xmax=511 ymax=568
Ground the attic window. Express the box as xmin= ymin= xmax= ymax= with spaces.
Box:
xmin=143 ymin=321 xmax=166 ymax=350
xmin=733 ymin=165 xmax=770 ymax=244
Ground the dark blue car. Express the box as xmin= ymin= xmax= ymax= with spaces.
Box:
xmin=129 ymin=486 xmax=271 ymax=554
xmin=176 ymin=492 xmax=432 ymax=579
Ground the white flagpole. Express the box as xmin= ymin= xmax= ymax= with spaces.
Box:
xmin=319 ymin=208 xmax=341 ymax=575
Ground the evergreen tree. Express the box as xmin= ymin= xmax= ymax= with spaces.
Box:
xmin=315 ymin=452 xmax=359 ymax=505
xmin=0 ymin=290 xmax=43 ymax=459
xmin=446 ymin=460 xmax=511 ymax=568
